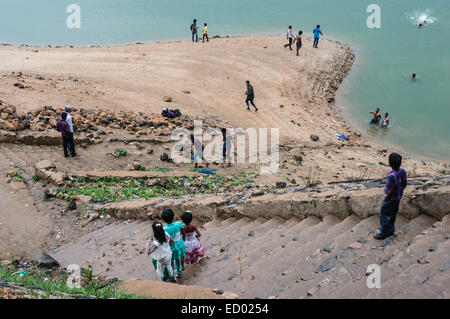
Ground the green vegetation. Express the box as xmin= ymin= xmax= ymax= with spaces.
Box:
xmin=149 ymin=166 xmax=169 ymax=173
xmin=10 ymin=172 xmax=25 ymax=182
xmin=55 ymin=173 xmax=257 ymax=203
xmin=0 ymin=264 xmax=146 ymax=299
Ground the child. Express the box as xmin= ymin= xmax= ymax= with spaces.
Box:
xmin=203 ymin=23 xmax=209 ymax=42
xmin=146 ymin=221 xmax=176 ymax=282
xmin=381 ymin=113 xmax=389 ymax=128
xmin=162 ymin=208 xmax=186 ymax=278
xmin=373 ymin=153 xmax=407 ymax=240
xmin=294 ymin=31 xmax=303 ymax=56
xmin=181 ymin=211 xmax=205 ymax=266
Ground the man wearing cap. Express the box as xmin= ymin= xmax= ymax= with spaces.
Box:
xmin=65 ymin=105 xmax=76 ymax=157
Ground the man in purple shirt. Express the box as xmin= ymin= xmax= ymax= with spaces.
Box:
xmin=56 ymin=112 xmax=75 ymax=158
xmin=374 ymin=153 xmax=408 ymax=240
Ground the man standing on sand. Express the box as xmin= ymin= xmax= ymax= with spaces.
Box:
xmin=313 ymin=25 xmax=323 ymax=48
xmin=191 ymin=19 xmax=198 ymax=42
xmin=373 ymin=153 xmax=407 ymax=240
xmin=284 ymin=26 xmax=294 ymax=50
xmin=56 ymin=112 xmax=75 ymax=158
xmin=369 ymin=107 xmax=381 ymax=124
xmin=245 ymin=80 xmax=259 ymax=112
xmin=65 ymin=105 xmax=76 ymax=157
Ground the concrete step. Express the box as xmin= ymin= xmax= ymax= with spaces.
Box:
xmin=275 ymin=215 xmax=379 ymax=298
xmin=208 ymin=215 xmax=341 ymax=298
xmin=313 ymin=214 xmax=437 ymax=298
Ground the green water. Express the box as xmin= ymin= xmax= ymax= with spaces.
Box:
xmin=1 ymin=0 xmax=449 ymax=161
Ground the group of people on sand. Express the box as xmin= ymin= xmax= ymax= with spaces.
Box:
xmin=190 ymin=19 xmax=209 ymax=42
xmin=369 ymin=107 xmax=389 ymax=128
xmin=284 ymin=24 xmax=323 ymax=55
xmin=146 ymin=209 xmax=205 ymax=282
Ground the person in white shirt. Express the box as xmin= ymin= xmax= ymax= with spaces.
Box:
xmin=190 ymin=134 xmax=209 ymax=168
xmin=64 ymin=105 xmax=76 ymax=157
xmin=284 ymin=26 xmax=294 ymax=50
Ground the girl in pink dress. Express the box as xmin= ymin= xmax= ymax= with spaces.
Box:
xmin=181 ymin=211 xmax=205 ymax=267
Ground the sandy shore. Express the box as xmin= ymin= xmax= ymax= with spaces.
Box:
xmin=0 ymin=36 xmax=447 ymax=183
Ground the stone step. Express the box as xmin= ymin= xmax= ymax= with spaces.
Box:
xmin=276 ymin=215 xmax=380 ymax=298
xmin=208 ymin=215 xmax=341 ymax=297
xmin=366 ymin=238 xmax=450 ymax=299
xmin=313 ymin=214 xmax=437 ymax=298
xmin=259 ymin=215 xmax=360 ymax=298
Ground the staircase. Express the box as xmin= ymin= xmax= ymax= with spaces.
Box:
xmin=48 ymin=212 xmax=450 ymax=298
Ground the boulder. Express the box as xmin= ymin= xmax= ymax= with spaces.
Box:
xmin=38 ymin=253 xmax=59 ymax=269
xmin=310 ymin=135 xmax=320 ymax=142
xmin=163 ymin=96 xmax=173 ymax=102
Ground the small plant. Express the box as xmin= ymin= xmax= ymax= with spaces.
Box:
xmin=149 ymin=166 xmax=169 ymax=173
xmin=32 ymin=174 xmax=39 ymax=182
xmin=303 ymin=167 xmax=318 ymax=188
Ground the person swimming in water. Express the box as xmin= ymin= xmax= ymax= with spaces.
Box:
xmin=370 ymin=107 xmax=382 ymax=125
xmin=381 ymin=113 xmax=389 ymax=128
xmin=410 ymin=73 xmax=417 ymax=81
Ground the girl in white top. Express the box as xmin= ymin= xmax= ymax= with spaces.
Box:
xmin=146 ymin=222 xmax=176 ymax=282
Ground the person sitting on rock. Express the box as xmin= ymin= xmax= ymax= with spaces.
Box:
xmin=147 ymin=221 xmax=176 ymax=282
xmin=373 ymin=153 xmax=407 ymax=240
xmin=56 ymin=112 xmax=75 ymax=158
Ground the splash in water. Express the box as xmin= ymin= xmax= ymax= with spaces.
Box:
xmin=408 ymin=9 xmax=437 ymax=26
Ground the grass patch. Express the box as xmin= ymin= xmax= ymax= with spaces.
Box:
xmin=55 ymin=173 xmax=254 ymax=203
xmin=0 ymin=264 xmax=146 ymax=299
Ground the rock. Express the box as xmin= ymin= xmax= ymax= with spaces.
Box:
xmin=67 ymin=200 xmax=77 ymax=211
xmin=276 ymin=182 xmax=287 ymax=189
xmin=380 ymin=236 xmax=395 ymax=247
xmin=156 ymin=177 xmax=168 ymax=188
xmin=38 ymin=253 xmax=59 ymax=269
xmin=14 ymin=82 xmax=25 ymax=89
xmin=293 ymin=154 xmax=303 ymax=165
xmin=440 ymin=260 xmax=450 ymax=271
xmin=70 ymin=195 xmax=92 ymax=204
xmin=35 ymin=160 xmax=55 ymax=171
xmin=248 ymin=231 xmax=255 ymax=237
xmin=160 ymin=153 xmax=170 ymax=161
xmin=212 ymin=288 xmax=224 ymax=295
xmin=315 ymin=256 xmax=337 ymax=273
xmin=132 ymin=161 xmax=142 ymax=170
xmin=428 ymin=244 xmax=437 ymax=252
xmin=310 ymin=135 xmax=319 ymax=142
xmin=44 ymin=188 xmax=57 ymax=199
xmin=307 ymin=287 xmax=318 ymax=296
xmin=163 ymin=96 xmax=172 ymax=102
xmin=146 ymin=148 xmax=154 ymax=155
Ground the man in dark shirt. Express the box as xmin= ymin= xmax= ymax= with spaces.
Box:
xmin=245 ymin=80 xmax=258 ymax=112
xmin=56 ymin=112 xmax=75 ymax=158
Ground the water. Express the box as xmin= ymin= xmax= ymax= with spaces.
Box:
xmin=1 ymin=0 xmax=449 ymax=161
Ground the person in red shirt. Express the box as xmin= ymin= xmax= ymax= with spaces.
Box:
xmin=56 ymin=112 xmax=74 ymax=158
